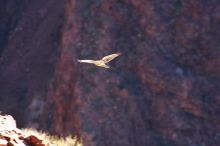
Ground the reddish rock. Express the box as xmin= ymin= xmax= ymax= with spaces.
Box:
xmin=7 ymin=142 xmax=13 ymax=146
xmin=0 ymin=0 xmax=220 ymax=146
xmin=24 ymin=135 xmax=44 ymax=146
xmin=0 ymin=115 xmax=47 ymax=146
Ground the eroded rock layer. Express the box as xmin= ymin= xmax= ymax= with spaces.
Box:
xmin=0 ymin=0 xmax=219 ymax=146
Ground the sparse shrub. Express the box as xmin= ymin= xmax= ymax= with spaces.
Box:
xmin=21 ymin=128 xmax=82 ymax=146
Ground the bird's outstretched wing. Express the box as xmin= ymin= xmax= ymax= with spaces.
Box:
xmin=101 ymin=53 xmax=121 ymax=63
xmin=78 ymin=60 xmax=96 ymax=64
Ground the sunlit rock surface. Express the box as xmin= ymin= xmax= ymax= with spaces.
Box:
xmin=0 ymin=115 xmax=48 ymax=146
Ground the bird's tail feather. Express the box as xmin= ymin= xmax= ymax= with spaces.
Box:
xmin=78 ymin=60 xmax=82 ymax=63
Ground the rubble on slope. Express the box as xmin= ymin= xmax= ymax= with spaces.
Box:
xmin=0 ymin=115 xmax=51 ymax=146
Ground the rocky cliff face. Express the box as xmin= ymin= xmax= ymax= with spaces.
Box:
xmin=0 ymin=0 xmax=220 ymax=146
xmin=0 ymin=0 xmax=66 ymax=127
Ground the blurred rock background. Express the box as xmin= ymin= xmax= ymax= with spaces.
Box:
xmin=0 ymin=0 xmax=219 ymax=146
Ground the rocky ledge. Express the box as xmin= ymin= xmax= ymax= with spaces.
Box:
xmin=0 ymin=115 xmax=50 ymax=146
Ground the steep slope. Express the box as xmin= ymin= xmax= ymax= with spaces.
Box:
xmin=0 ymin=0 xmax=220 ymax=146
xmin=0 ymin=0 xmax=66 ymax=128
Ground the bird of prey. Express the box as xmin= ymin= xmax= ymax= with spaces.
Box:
xmin=78 ymin=53 xmax=121 ymax=68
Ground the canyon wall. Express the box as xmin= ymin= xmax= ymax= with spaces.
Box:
xmin=0 ymin=0 xmax=220 ymax=146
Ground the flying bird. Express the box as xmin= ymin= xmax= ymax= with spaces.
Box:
xmin=78 ymin=53 xmax=121 ymax=68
